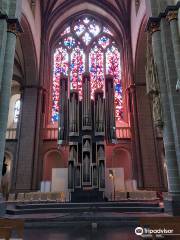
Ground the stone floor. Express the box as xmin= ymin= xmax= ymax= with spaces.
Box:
xmin=23 ymin=226 xmax=141 ymax=240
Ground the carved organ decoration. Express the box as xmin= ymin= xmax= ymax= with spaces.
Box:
xmin=146 ymin=33 xmax=163 ymax=128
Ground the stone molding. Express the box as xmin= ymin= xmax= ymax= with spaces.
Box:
xmin=166 ymin=10 xmax=178 ymax=22
xmin=146 ymin=2 xmax=180 ymax=33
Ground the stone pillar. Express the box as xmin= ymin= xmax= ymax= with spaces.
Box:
xmin=0 ymin=15 xmax=7 ymax=90
xmin=128 ymin=85 xmax=144 ymax=188
xmin=160 ymin=17 xmax=180 ymax=176
xmin=148 ymin=20 xmax=180 ymax=214
xmin=0 ymin=20 xmax=19 ymax=216
xmin=14 ymin=86 xmax=38 ymax=190
xmin=166 ymin=10 xmax=180 ymax=88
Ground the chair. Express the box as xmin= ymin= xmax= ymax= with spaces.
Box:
xmin=47 ymin=192 xmax=57 ymax=202
xmin=24 ymin=192 xmax=33 ymax=203
xmin=56 ymin=192 xmax=65 ymax=202
xmin=7 ymin=193 xmax=16 ymax=203
xmin=40 ymin=192 xmax=48 ymax=202
xmin=16 ymin=193 xmax=25 ymax=202
xmin=31 ymin=192 xmax=41 ymax=202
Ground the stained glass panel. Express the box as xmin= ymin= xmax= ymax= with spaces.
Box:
xmin=64 ymin=36 xmax=76 ymax=49
xmin=82 ymin=32 xmax=91 ymax=45
xmin=103 ymin=27 xmax=113 ymax=35
xmin=83 ymin=17 xmax=90 ymax=24
xmin=88 ymin=23 xmax=100 ymax=36
xmin=52 ymin=17 xmax=123 ymax=123
xmin=106 ymin=46 xmax=123 ymax=120
xmin=14 ymin=99 xmax=21 ymax=123
xmin=98 ymin=36 xmax=110 ymax=49
xmin=70 ymin=46 xmax=85 ymax=99
xmin=74 ymin=24 xmax=85 ymax=36
xmin=89 ymin=46 xmax=104 ymax=98
xmin=61 ymin=27 xmax=70 ymax=36
xmin=52 ymin=48 xmax=68 ymax=122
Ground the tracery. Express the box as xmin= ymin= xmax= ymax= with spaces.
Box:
xmin=52 ymin=16 xmax=123 ymax=123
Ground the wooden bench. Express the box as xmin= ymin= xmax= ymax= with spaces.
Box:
xmin=0 ymin=226 xmax=12 ymax=240
xmin=0 ymin=219 xmax=24 ymax=239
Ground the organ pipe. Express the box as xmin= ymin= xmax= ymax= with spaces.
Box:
xmin=58 ymin=74 xmax=68 ymax=145
xmin=82 ymin=73 xmax=92 ymax=130
xmin=105 ymin=75 xmax=116 ymax=143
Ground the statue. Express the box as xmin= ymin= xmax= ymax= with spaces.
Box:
xmin=146 ymin=33 xmax=163 ymax=128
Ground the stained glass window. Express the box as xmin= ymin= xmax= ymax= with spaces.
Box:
xmin=52 ymin=16 xmax=123 ymax=123
xmin=14 ymin=99 xmax=21 ymax=123
xmin=89 ymin=46 xmax=104 ymax=98
xmin=52 ymin=47 xmax=68 ymax=122
xmin=98 ymin=36 xmax=110 ymax=49
xmin=70 ymin=46 xmax=85 ymax=98
xmin=106 ymin=46 xmax=123 ymax=120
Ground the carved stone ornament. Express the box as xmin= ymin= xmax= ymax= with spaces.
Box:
xmin=166 ymin=10 xmax=178 ymax=22
xmin=148 ymin=21 xmax=160 ymax=35
xmin=7 ymin=19 xmax=22 ymax=36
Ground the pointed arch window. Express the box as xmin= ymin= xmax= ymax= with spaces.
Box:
xmin=13 ymin=99 xmax=21 ymax=123
xmin=52 ymin=16 xmax=123 ymax=123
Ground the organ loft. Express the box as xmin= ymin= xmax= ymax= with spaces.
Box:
xmin=58 ymin=73 xmax=116 ymax=201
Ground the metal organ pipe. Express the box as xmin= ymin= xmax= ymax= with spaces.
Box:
xmin=58 ymin=74 xmax=68 ymax=145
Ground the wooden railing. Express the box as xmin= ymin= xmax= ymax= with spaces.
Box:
xmin=42 ymin=127 xmax=131 ymax=140
xmin=116 ymin=127 xmax=131 ymax=139
xmin=6 ymin=128 xmax=17 ymax=140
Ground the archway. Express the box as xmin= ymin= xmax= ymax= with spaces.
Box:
xmin=112 ymin=148 xmax=132 ymax=181
xmin=43 ymin=150 xmax=65 ymax=181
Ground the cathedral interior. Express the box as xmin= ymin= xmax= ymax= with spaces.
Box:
xmin=0 ymin=0 xmax=180 ymax=239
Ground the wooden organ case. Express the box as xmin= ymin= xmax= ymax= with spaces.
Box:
xmin=58 ymin=73 xmax=116 ymax=202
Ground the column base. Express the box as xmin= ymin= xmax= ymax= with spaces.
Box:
xmin=0 ymin=194 xmax=6 ymax=216
xmin=164 ymin=193 xmax=180 ymax=216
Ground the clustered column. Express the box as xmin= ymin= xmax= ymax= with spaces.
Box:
xmin=166 ymin=11 xmax=180 ymax=91
xmin=147 ymin=20 xmax=180 ymax=195
xmin=0 ymin=20 xmax=20 ymax=182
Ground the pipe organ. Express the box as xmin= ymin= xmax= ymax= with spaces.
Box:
xmin=58 ymin=73 xmax=116 ymax=200
xmin=105 ymin=75 xmax=116 ymax=143
xmin=58 ymin=74 xmax=68 ymax=145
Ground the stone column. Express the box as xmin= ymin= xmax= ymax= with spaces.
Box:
xmin=129 ymin=85 xmax=144 ymax=188
xmin=0 ymin=14 xmax=7 ymax=90
xmin=0 ymin=20 xmax=19 ymax=181
xmin=0 ymin=20 xmax=19 ymax=216
xmin=160 ymin=17 xmax=180 ymax=176
xmin=148 ymin=20 xmax=180 ymax=214
xmin=14 ymin=86 xmax=39 ymax=190
xmin=166 ymin=11 xmax=180 ymax=89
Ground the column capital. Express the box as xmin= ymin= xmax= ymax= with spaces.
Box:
xmin=7 ymin=19 xmax=23 ymax=36
xmin=166 ymin=10 xmax=178 ymax=22
xmin=146 ymin=18 xmax=161 ymax=35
